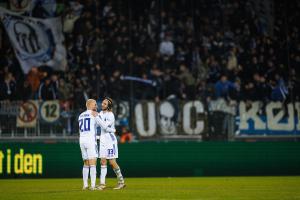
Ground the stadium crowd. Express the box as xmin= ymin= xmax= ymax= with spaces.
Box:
xmin=0 ymin=0 xmax=299 ymax=110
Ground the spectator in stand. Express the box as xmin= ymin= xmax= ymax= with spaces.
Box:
xmin=27 ymin=67 xmax=46 ymax=97
xmin=0 ymin=0 xmax=298 ymax=104
xmin=18 ymin=80 xmax=33 ymax=101
xmin=0 ymin=65 xmax=9 ymax=81
xmin=38 ymin=77 xmax=57 ymax=100
xmin=51 ymin=74 xmax=59 ymax=98
xmin=69 ymin=0 xmax=83 ymax=17
xmin=107 ymin=70 xmax=123 ymax=100
xmin=270 ymin=75 xmax=289 ymax=102
xmin=197 ymin=80 xmax=215 ymax=104
xmin=177 ymin=64 xmax=196 ymax=99
xmin=73 ymin=78 xmax=86 ymax=110
xmin=226 ymin=48 xmax=238 ymax=72
xmin=159 ymin=35 xmax=175 ymax=57
xmin=0 ymin=72 xmax=17 ymax=100
xmin=214 ymin=75 xmax=239 ymax=100
xmin=58 ymin=78 xmax=73 ymax=101
xmin=120 ymin=126 xmax=133 ymax=143
xmin=63 ymin=9 xmax=79 ymax=34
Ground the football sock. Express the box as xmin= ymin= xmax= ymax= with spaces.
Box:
xmin=90 ymin=165 xmax=96 ymax=188
xmin=100 ymin=165 xmax=107 ymax=185
xmin=113 ymin=167 xmax=124 ymax=183
xmin=82 ymin=165 xmax=89 ymax=187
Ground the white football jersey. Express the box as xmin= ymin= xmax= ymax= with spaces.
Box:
xmin=96 ymin=111 xmax=118 ymax=159
xmin=78 ymin=110 xmax=97 ymax=141
xmin=97 ymin=111 xmax=115 ymax=135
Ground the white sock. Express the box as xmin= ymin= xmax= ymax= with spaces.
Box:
xmin=113 ymin=167 xmax=124 ymax=183
xmin=100 ymin=165 xmax=107 ymax=185
xmin=90 ymin=165 xmax=96 ymax=188
xmin=82 ymin=165 xmax=89 ymax=187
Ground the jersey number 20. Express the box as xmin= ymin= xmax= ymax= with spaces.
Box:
xmin=79 ymin=118 xmax=90 ymax=132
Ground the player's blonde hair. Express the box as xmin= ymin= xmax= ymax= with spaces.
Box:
xmin=86 ymin=99 xmax=96 ymax=109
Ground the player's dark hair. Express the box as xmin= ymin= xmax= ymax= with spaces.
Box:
xmin=105 ymin=97 xmax=113 ymax=111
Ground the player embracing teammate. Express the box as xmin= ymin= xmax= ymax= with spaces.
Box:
xmin=78 ymin=98 xmax=125 ymax=190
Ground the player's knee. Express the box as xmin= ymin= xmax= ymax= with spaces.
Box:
xmin=84 ymin=160 xmax=89 ymax=166
xmin=100 ymin=159 xmax=107 ymax=166
xmin=109 ymin=160 xmax=118 ymax=168
xmin=89 ymin=159 xmax=96 ymax=166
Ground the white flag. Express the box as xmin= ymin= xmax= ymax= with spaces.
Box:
xmin=0 ymin=7 xmax=66 ymax=74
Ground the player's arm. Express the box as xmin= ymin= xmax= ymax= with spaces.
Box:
xmin=95 ymin=116 xmax=115 ymax=132
xmin=92 ymin=112 xmax=115 ymax=132
xmin=106 ymin=113 xmax=116 ymax=133
xmin=95 ymin=119 xmax=116 ymax=133
xmin=106 ymin=126 xmax=116 ymax=133
xmin=102 ymin=120 xmax=116 ymax=133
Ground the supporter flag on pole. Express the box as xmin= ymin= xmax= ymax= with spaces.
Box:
xmin=0 ymin=7 xmax=66 ymax=74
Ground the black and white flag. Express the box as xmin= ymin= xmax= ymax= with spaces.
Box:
xmin=0 ymin=7 xmax=66 ymax=73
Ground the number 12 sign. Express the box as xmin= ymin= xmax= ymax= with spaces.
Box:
xmin=40 ymin=101 xmax=60 ymax=123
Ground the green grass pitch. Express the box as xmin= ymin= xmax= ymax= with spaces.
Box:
xmin=0 ymin=177 xmax=300 ymax=200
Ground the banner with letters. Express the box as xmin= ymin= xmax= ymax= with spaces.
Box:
xmin=236 ymin=101 xmax=300 ymax=136
xmin=134 ymin=100 xmax=300 ymax=138
xmin=0 ymin=7 xmax=66 ymax=74
xmin=134 ymin=100 xmax=207 ymax=138
xmin=2 ymin=100 xmax=299 ymax=138
xmin=1 ymin=142 xmax=299 ymax=178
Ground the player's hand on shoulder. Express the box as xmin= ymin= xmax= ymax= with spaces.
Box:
xmin=91 ymin=111 xmax=98 ymax=117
